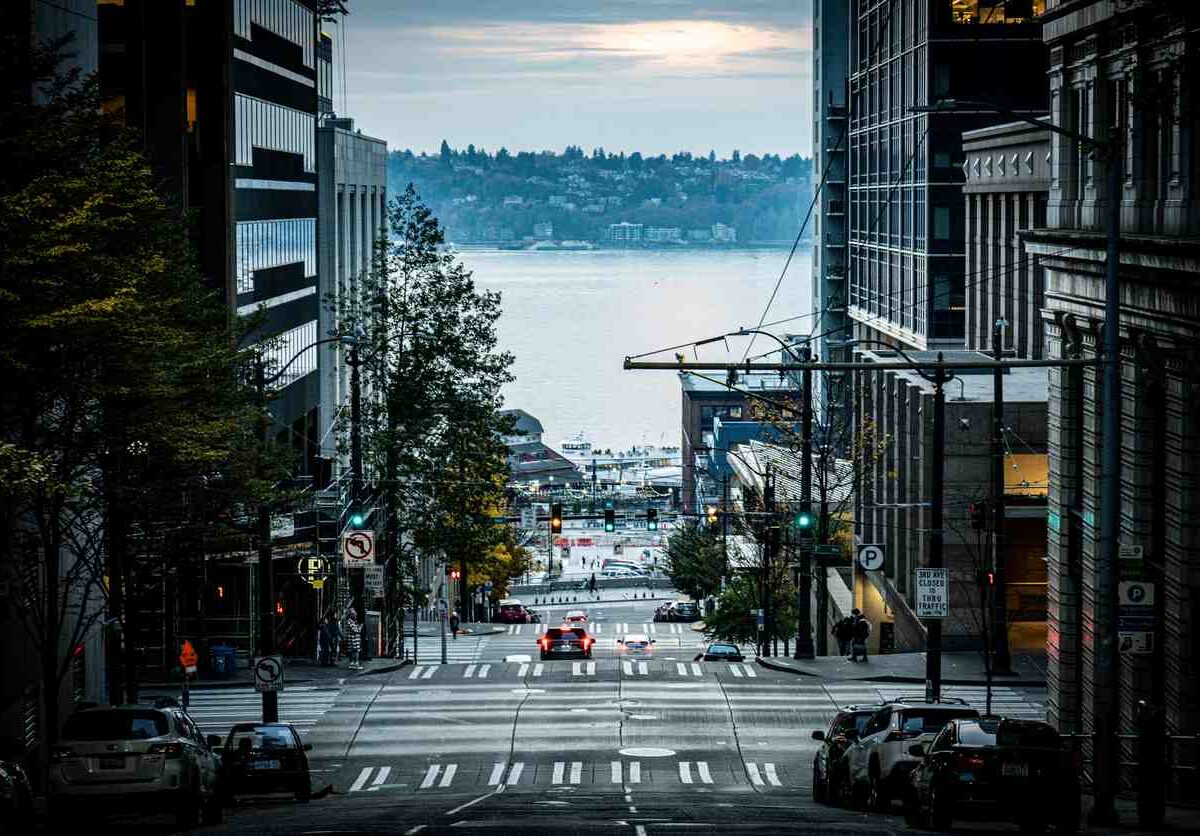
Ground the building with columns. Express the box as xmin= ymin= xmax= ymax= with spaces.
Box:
xmin=1027 ymin=0 xmax=1200 ymax=801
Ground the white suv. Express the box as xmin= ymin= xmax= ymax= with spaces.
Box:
xmin=48 ymin=701 xmax=223 ymax=828
xmin=843 ymin=697 xmax=979 ymax=811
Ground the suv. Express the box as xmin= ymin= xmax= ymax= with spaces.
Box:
xmin=810 ymin=705 xmax=877 ymax=805
xmin=843 ymin=697 xmax=980 ymax=811
xmin=495 ymin=599 xmax=539 ymax=623
xmin=538 ymin=626 xmax=594 ymax=659
xmin=48 ymin=702 xmax=223 ymax=828
xmin=671 ymin=601 xmax=700 ymax=622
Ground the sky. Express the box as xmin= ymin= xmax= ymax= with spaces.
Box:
xmin=329 ymin=0 xmax=813 ymax=158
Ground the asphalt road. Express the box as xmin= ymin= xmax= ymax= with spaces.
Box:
xmin=70 ymin=597 xmax=1049 ymax=835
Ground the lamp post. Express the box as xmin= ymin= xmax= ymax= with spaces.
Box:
xmin=254 ymin=335 xmax=355 ymax=723
xmin=913 ymin=98 xmax=1122 ymax=819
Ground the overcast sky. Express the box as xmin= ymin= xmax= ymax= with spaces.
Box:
xmin=329 ymin=0 xmax=813 ymax=158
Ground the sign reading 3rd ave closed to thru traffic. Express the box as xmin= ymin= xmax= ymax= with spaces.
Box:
xmin=915 ymin=568 xmax=949 ymax=618
xmin=342 ymin=531 xmax=374 ymax=568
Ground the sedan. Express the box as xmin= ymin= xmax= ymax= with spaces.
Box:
xmin=616 ymin=633 xmax=655 ymax=655
xmin=905 ymin=717 xmax=1080 ymax=833
xmin=700 ymin=642 xmax=744 ymax=662
xmin=563 ymin=610 xmax=589 ymax=625
xmin=810 ymin=705 xmax=876 ymax=805
xmin=219 ymin=723 xmax=312 ymax=802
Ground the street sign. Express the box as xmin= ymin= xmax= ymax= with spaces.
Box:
xmin=364 ymin=565 xmax=385 ymax=596
xmin=1118 ymin=581 xmax=1156 ymax=635
xmin=254 ymin=655 xmax=284 ymax=692
xmin=484 ymin=580 xmax=494 ymax=593
xmin=1119 ymin=544 xmax=1144 ymax=581
xmin=437 ymin=598 xmax=448 ymax=616
xmin=270 ymin=513 xmax=294 ymax=539
xmin=858 ymin=544 xmax=885 ymax=572
xmin=298 ymin=555 xmax=328 ymax=585
xmin=342 ymin=531 xmax=374 ymax=567
xmin=179 ymin=640 xmax=198 ymax=674
xmin=915 ymin=568 xmax=949 ymax=618
xmin=1119 ymin=631 xmax=1154 ymax=655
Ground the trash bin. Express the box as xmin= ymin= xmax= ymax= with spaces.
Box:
xmin=210 ymin=644 xmax=237 ymax=679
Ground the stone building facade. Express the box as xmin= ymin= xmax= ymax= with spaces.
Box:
xmin=1026 ymin=0 xmax=1200 ymax=798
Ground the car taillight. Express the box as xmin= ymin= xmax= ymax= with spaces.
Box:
xmin=956 ymin=752 xmax=987 ymax=772
xmin=540 ymin=638 xmax=550 ymax=649
xmin=147 ymin=742 xmax=184 ymax=759
xmin=583 ymin=638 xmax=593 ymax=648
xmin=50 ymin=746 xmax=75 ymax=764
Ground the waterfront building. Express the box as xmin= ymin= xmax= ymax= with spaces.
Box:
xmin=1026 ymin=0 xmax=1200 ymax=800
xmin=710 ymin=223 xmax=737 ymax=243
xmin=962 ymin=121 xmax=1050 ymax=359
xmin=645 ymin=226 xmax=683 ymax=243
xmin=687 ymin=228 xmax=712 ymax=243
xmin=607 ymin=221 xmax=643 ymax=243
xmin=533 ymin=221 xmax=554 ymax=240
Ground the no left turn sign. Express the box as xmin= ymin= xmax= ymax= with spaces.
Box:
xmin=254 ymin=655 xmax=284 ymax=693
xmin=342 ymin=531 xmax=374 ymax=567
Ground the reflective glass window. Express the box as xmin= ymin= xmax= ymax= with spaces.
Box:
xmin=235 ymin=0 xmax=315 ymax=67
xmin=236 ymin=218 xmax=316 ymax=294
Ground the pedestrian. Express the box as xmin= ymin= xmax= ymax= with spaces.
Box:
xmin=850 ymin=609 xmax=872 ymax=663
xmin=449 ymin=610 xmax=460 ymax=640
xmin=345 ymin=609 xmax=363 ymax=670
xmin=833 ymin=615 xmax=854 ymax=658
xmin=317 ymin=612 xmax=333 ymax=666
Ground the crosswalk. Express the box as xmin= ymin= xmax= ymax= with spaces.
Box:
xmin=142 ymin=686 xmax=340 ymax=737
xmin=588 ymin=622 xmax=686 ymax=635
xmin=346 ymin=759 xmax=789 ymax=793
xmin=402 ymin=660 xmax=763 ymax=681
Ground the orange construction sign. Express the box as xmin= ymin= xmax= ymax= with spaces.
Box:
xmin=179 ymin=640 xmax=198 ymax=670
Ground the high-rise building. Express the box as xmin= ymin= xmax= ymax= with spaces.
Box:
xmin=846 ymin=0 xmax=1047 ymax=352
xmin=99 ymin=0 xmax=323 ymax=473
xmin=1028 ymin=0 xmax=1200 ymax=804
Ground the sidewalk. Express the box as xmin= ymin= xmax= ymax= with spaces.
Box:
xmin=757 ymin=649 xmax=1048 ymax=687
xmin=142 ymin=655 xmax=409 ymax=691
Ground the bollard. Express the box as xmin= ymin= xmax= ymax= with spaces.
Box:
xmin=1136 ymin=700 xmax=1165 ymax=829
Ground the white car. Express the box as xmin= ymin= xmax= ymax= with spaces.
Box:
xmin=563 ymin=609 xmax=589 ymax=625
xmin=616 ymin=633 xmax=655 ymax=655
xmin=48 ymin=701 xmax=223 ymax=827
xmin=601 ymin=566 xmax=646 ymax=578
xmin=842 ymin=697 xmax=980 ymax=811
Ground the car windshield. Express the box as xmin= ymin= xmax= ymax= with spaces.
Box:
xmin=899 ymin=709 xmax=980 ymax=734
xmin=709 ymin=644 xmax=736 ymax=655
xmin=227 ymin=726 xmax=296 ymax=751
xmin=63 ymin=710 xmax=169 ymax=741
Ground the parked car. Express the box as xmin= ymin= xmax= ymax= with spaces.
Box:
xmin=218 ymin=723 xmax=312 ymax=802
xmin=47 ymin=703 xmax=222 ymax=828
xmin=904 ymin=717 xmax=1080 ymax=832
xmin=616 ymin=633 xmax=655 ymax=655
xmin=601 ymin=566 xmax=646 ymax=579
xmin=810 ymin=705 xmax=877 ymax=805
xmin=842 ymin=697 xmax=980 ymax=811
xmin=670 ymin=600 xmax=700 ymax=622
xmin=700 ymin=642 xmax=744 ymax=662
xmin=652 ymin=602 xmax=675 ymax=622
xmin=0 ymin=749 xmax=33 ymax=835
xmin=539 ymin=626 xmax=595 ymax=659
xmin=495 ymin=599 xmax=539 ymax=623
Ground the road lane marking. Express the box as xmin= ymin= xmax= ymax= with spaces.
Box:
xmin=697 ymin=761 xmax=713 ymax=784
xmin=764 ymin=763 xmax=781 ymax=786
xmin=348 ymin=767 xmax=373 ymax=793
xmin=552 ymin=761 xmax=565 ymax=784
xmin=488 ymin=763 xmax=505 ymax=786
xmin=439 ymin=764 xmax=457 ymax=788
xmin=572 ymin=663 xmax=581 ymax=676
xmin=637 ymin=662 xmax=648 ymax=675
xmin=692 ymin=663 xmax=702 ymax=676
xmin=629 ymin=761 xmax=641 ymax=784
xmin=533 ymin=663 xmax=544 ymax=677
xmin=506 ymin=762 xmax=524 ymax=784
xmin=405 ymin=827 xmax=426 ymax=835
xmin=464 ymin=665 xmax=476 ymax=678
xmin=517 ymin=664 xmax=529 ymax=677
xmin=478 ymin=664 xmax=491 ymax=678
xmin=419 ymin=765 xmax=440 ymax=789
xmin=367 ymin=766 xmax=390 ymax=791
xmin=622 ymin=661 xmax=633 ymax=675
xmin=747 ymin=763 xmax=763 ymax=786
xmin=743 ymin=664 xmax=757 ymax=678
xmin=611 ymin=761 xmax=621 ymax=783
xmin=569 ymin=761 xmax=582 ymax=784
xmin=679 ymin=761 xmax=693 ymax=784
xmin=676 ymin=663 xmax=687 ymax=676
xmin=408 ymin=666 xmax=425 ymax=680
xmin=729 ymin=665 xmax=744 ymax=678
xmin=422 ymin=666 xmax=436 ymax=679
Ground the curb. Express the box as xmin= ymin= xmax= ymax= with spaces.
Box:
xmin=752 ymin=658 xmax=1046 ymax=688
xmin=350 ymin=658 xmax=412 ymax=677
xmin=142 ymin=677 xmax=317 ymax=691
xmin=755 ymin=656 xmax=819 ymax=677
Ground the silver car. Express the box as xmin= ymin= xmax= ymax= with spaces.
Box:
xmin=48 ymin=702 xmax=223 ymax=828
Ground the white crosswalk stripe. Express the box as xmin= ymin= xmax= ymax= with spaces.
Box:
xmin=517 ymin=663 xmax=528 ymax=677
xmin=611 ymin=761 xmax=621 ymax=783
xmin=697 ymin=761 xmax=713 ymax=784
xmin=145 ymin=686 xmax=338 ymax=736
xmin=533 ymin=663 xmax=544 ymax=677
xmin=419 ymin=765 xmax=440 ymax=790
xmin=629 ymin=761 xmax=641 ymax=784
xmin=571 ymin=661 xmax=596 ymax=676
xmin=763 ymin=763 xmax=782 ymax=787
xmin=729 ymin=664 xmax=744 ymax=678
xmin=464 ymin=664 xmax=476 ymax=678
xmin=506 ymin=762 xmax=524 ymax=785
xmin=746 ymin=762 xmax=763 ymax=786
xmin=551 ymin=761 xmax=564 ymax=784
xmin=349 ymin=767 xmax=373 ymax=793
xmin=488 ymin=762 xmax=505 ymax=785
xmin=569 ymin=761 xmax=582 ymax=784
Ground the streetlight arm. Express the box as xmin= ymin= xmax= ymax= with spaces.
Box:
xmin=729 ymin=328 xmax=804 ymax=364
xmin=846 ymin=338 xmax=954 ymax=386
xmin=259 ymin=335 xmax=356 ymax=387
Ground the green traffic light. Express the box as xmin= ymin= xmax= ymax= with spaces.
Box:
xmin=350 ymin=512 xmax=366 ymax=527
xmin=794 ymin=512 xmax=813 ymax=529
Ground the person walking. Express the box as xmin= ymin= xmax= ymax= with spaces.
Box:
xmin=345 ymin=609 xmax=363 ymax=670
xmin=449 ymin=610 xmax=460 ymax=640
xmin=850 ymin=609 xmax=872 ymax=663
xmin=318 ymin=611 xmax=338 ymax=666
xmin=833 ymin=615 xmax=854 ymax=658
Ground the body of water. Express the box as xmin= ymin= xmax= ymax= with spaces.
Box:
xmin=460 ymin=248 xmax=814 ymax=452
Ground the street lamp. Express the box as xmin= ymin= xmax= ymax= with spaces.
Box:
xmin=253 ymin=334 xmax=354 ymax=723
xmin=913 ymin=98 xmax=1123 ymax=817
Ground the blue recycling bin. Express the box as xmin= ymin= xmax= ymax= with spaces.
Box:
xmin=210 ymin=644 xmax=237 ymax=679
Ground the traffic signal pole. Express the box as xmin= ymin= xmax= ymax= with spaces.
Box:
xmin=927 ymin=357 xmax=948 ymax=703
xmin=795 ymin=346 xmax=816 ymax=659
xmin=991 ymin=320 xmax=1012 ymax=674
xmin=255 ymin=360 xmax=279 ymax=724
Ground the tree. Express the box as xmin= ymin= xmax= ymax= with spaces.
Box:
xmin=664 ymin=522 xmax=725 ymax=600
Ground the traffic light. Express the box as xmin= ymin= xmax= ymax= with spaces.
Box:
xmin=449 ymin=567 xmax=461 ymax=581
xmin=705 ymin=505 xmax=718 ymax=526
xmin=349 ymin=508 xmax=366 ymax=528
xmin=604 ymin=508 xmax=616 ymax=532
xmin=793 ymin=505 xmax=814 ymax=532
xmin=968 ymin=501 xmax=986 ymax=530
xmin=647 ymin=508 xmax=658 ymax=531
xmin=550 ymin=503 xmax=563 ymax=534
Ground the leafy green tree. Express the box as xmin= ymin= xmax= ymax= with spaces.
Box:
xmin=664 ymin=522 xmax=725 ymax=600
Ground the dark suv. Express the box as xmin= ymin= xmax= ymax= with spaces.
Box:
xmin=670 ymin=601 xmax=700 ymax=622
xmin=810 ymin=705 xmax=877 ymax=805
xmin=538 ymin=627 xmax=594 ymax=660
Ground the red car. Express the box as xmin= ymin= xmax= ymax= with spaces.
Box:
xmin=494 ymin=600 xmax=539 ymax=623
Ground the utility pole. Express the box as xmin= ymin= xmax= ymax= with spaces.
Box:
xmin=991 ymin=319 xmax=1012 ymax=674
xmin=926 ymin=354 xmax=948 ymax=703
xmin=348 ymin=343 xmax=365 ymax=610
xmin=795 ymin=345 xmax=816 ymax=659
xmin=255 ymin=359 xmax=279 ymax=724
xmin=762 ymin=467 xmax=774 ymax=658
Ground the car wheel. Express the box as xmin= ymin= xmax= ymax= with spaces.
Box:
xmin=811 ymin=762 xmax=825 ymax=803
xmin=928 ymin=784 xmax=951 ymax=831
xmin=867 ymin=770 xmax=889 ymax=812
xmin=903 ymin=787 xmax=921 ymax=827
xmin=296 ymin=776 xmax=312 ymax=803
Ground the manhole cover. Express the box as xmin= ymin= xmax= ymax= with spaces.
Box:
xmin=618 ymin=747 xmax=676 ymax=758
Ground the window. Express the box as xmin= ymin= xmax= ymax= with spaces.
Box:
xmin=258 ymin=320 xmax=318 ymax=387
xmin=934 ymin=206 xmax=951 ymax=240
xmin=235 ymin=0 xmax=315 ymax=68
xmin=235 ymin=94 xmax=316 ymax=173
xmin=929 ymin=725 xmax=955 ymax=752
xmin=236 ymin=218 xmax=316 ymax=295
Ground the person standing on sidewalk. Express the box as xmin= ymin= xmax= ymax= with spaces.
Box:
xmin=833 ymin=615 xmax=854 ymax=657
xmin=345 ymin=609 xmax=363 ymax=670
xmin=449 ymin=610 xmax=460 ymax=640
xmin=849 ymin=609 xmax=871 ymax=663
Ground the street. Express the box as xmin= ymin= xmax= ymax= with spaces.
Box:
xmin=75 ymin=596 xmax=1054 ymax=836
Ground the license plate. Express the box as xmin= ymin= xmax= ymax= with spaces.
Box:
xmin=251 ymin=760 xmax=282 ymax=770
xmin=99 ymin=756 xmax=124 ymax=769
xmin=1001 ymin=762 xmax=1029 ymax=777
